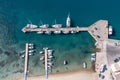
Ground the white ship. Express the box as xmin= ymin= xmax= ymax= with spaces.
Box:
xmin=66 ymin=13 xmax=71 ymax=27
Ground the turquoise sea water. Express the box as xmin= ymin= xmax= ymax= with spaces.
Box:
xmin=0 ymin=0 xmax=120 ymax=78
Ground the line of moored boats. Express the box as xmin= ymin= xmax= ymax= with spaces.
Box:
xmin=24 ymin=14 xmax=79 ymax=34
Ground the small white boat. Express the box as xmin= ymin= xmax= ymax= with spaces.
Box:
xmin=108 ymin=26 xmax=113 ymax=35
xmin=29 ymin=52 xmax=34 ymax=56
xmin=52 ymin=24 xmax=62 ymax=28
xmin=28 ymin=43 xmax=34 ymax=46
xmin=20 ymin=54 xmax=25 ymax=58
xmin=62 ymin=31 xmax=69 ymax=34
xmin=48 ymin=55 xmax=53 ymax=59
xmin=71 ymin=31 xmax=77 ymax=34
xmin=91 ymin=57 xmax=96 ymax=62
xmin=19 ymin=50 xmax=25 ymax=54
xmin=48 ymin=50 xmax=53 ymax=55
xmin=29 ymin=50 xmax=34 ymax=53
xmin=28 ymin=46 xmax=34 ymax=49
xmin=39 ymin=51 xmax=44 ymax=54
xmin=40 ymin=24 xmax=49 ymax=28
xmin=54 ymin=30 xmax=62 ymax=34
xmin=91 ymin=53 xmax=96 ymax=57
xmin=37 ymin=31 xmax=43 ymax=34
xmin=45 ymin=31 xmax=51 ymax=35
xmin=25 ymin=24 xmax=38 ymax=28
xmin=63 ymin=60 xmax=68 ymax=65
xmin=43 ymin=47 xmax=49 ymax=50
xmin=83 ymin=62 xmax=87 ymax=68
xmin=48 ymin=49 xmax=53 ymax=52
xmin=47 ymin=59 xmax=52 ymax=62
xmin=47 ymin=65 xmax=51 ymax=68
xmin=47 ymin=62 xmax=53 ymax=66
xmin=40 ymin=56 xmax=45 ymax=60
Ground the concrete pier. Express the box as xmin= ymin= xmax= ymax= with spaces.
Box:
xmin=24 ymin=43 xmax=29 ymax=80
xmin=44 ymin=48 xmax=48 ymax=79
xmin=22 ymin=27 xmax=88 ymax=33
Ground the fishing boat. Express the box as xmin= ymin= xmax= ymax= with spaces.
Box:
xmin=66 ymin=13 xmax=71 ymax=27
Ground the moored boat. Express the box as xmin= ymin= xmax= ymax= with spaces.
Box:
xmin=40 ymin=24 xmax=49 ymax=28
xmin=108 ymin=26 xmax=113 ymax=35
xmin=83 ymin=62 xmax=87 ymax=68
xmin=54 ymin=30 xmax=62 ymax=34
xmin=25 ymin=24 xmax=38 ymax=28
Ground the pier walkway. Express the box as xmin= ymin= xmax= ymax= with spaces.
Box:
xmin=22 ymin=27 xmax=88 ymax=33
